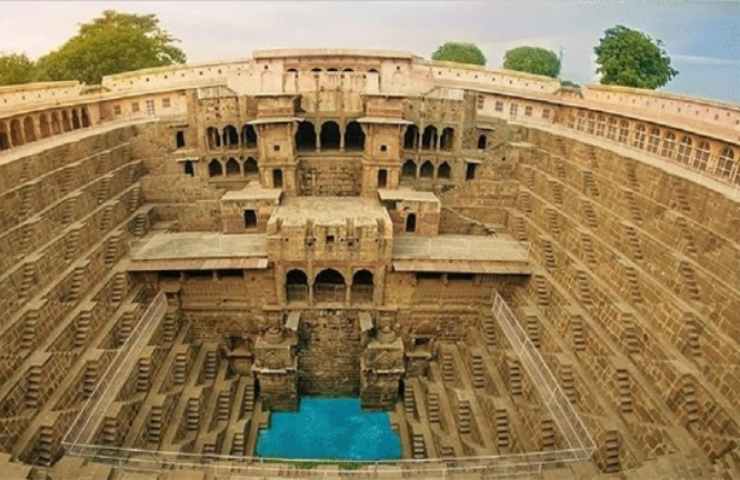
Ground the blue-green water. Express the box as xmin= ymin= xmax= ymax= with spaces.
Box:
xmin=255 ymin=397 xmax=402 ymax=461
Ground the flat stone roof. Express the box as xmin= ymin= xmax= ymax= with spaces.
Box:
xmin=392 ymin=234 xmax=530 ymax=274
xmin=221 ymin=184 xmax=282 ymax=202
xmin=269 ymin=196 xmax=391 ymax=228
xmin=130 ymin=232 xmax=268 ymax=270
xmin=378 ymin=188 xmax=440 ymax=204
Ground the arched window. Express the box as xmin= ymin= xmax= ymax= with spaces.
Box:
xmin=51 ymin=113 xmax=61 ymax=135
xmin=242 ymin=124 xmax=258 ymax=148
xmin=286 ymin=269 xmax=308 ymax=303
xmin=440 ymin=127 xmax=454 ymax=151
xmin=606 ymin=117 xmax=618 ymax=140
xmin=661 ymin=132 xmax=676 ymax=158
xmin=272 ymin=169 xmax=283 ymax=188
xmin=632 ymin=124 xmax=646 ymax=149
xmin=314 ymin=269 xmax=346 ymax=303
xmin=368 ymin=68 xmax=379 ymax=74
xmin=295 ymin=121 xmax=316 ymax=151
xmin=207 ymin=127 xmax=221 ymax=149
xmin=10 ymin=119 xmax=23 ymax=146
xmin=693 ymin=141 xmax=710 ymax=171
xmin=406 ymin=213 xmax=417 ymax=233
xmin=311 ymin=68 xmax=322 ymax=74
xmin=647 ymin=128 xmax=661 ymax=154
xmin=0 ymin=123 xmax=9 ymax=150
xmin=223 ymin=125 xmax=239 ymax=147
xmin=677 ymin=136 xmax=693 ymax=163
xmin=421 ymin=125 xmax=438 ymax=150
xmin=23 ymin=117 xmax=36 ymax=142
xmin=717 ymin=146 xmax=736 ymax=178
xmin=226 ymin=158 xmax=240 ymax=176
xmin=351 ymin=270 xmax=374 ymax=304
xmin=244 ymin=157 xmax=258 ymax=176
xmin=81 ymin=108 xmax=91 ymax=127
xmin=401 ymin=160 xmax=416 ymax=179
xmin=71 ymin=110 xmax=81 ymax=129
xmin=243 ymin=209 xmax=257 ymax=228
xmin=437 ymin=162 xmax=451 ymax=179
xmin=287 ymin=68 xmax=298 ymax=75
xmin=39 ymin=115 xmax=50 ymax=139
xmin=344 ymin=121 xmax=365 ymax=150
xmin=343 ymin=68 xmax=354 ymax=73
xmin=576 ymin=111 xmax=586 ymax=131
xmin=61 ymin=111 xmax=71 ymax=132
xmin=420 ymin=161 xmax=434 ymax=178
xmin=327 ymin=68 xmax=338 ymax=73
xmin=404 ymin=125 xmax=419 ymax=150
xmin=320 ymin=121 xmax=340 ymax=150
xmin=477 ymin=134 xmax=487 ymax=150
xmin=208 ymin=159 xmax=223 ymax=177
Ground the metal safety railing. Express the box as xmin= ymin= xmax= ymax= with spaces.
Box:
xmin=62 ymin=290 xmax=594 ymax=478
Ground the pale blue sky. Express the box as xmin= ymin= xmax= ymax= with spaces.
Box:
xmin=1 ymin=1 xmax=739 ymax=102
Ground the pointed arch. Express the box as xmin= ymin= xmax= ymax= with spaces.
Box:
xmin=208 ymin=159 xmax=223 ymax=177
xmin=404 ymin=125 xmax=419 ymax=150
xmin=244 ymin=157 xmax=258 ymax=176
xmin=320 ymin=121 xmax=340 ymax=150
xmin=225 ymin=157 xmax=240 ymax=176
xmin=242 ymin=124 xmax=258 ymax=148
xmin=351 ymin=269 xmax=374 ymax=304
xmin=295 ymin=121 xmax=316 ymax=151
xmin=437 ymin=162 xmax=451 ymax=179
xmin=420 ymin=160 xmax=434 ymax=178
xmin=223 ymin=125 xmax=239 ymax=147
xmin=421 ymin=125 xmax=438 ymax=150
xmin=344 ymin=121 xmax=365 ymax=151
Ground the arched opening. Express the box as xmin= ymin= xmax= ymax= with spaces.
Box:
xmin=717 ymin=147 xmax=735 ymax=178
xmin=438 ymin=162 xmax=451 ymax=179
xmin=344 ymin=121 xmax=365 ymax=151
xmin=176 ymin=131 xmax=186 ymax=148
xmin=327 ymin=68 xmax=338 ymax=73
xmin=693 ymin=141 xmax=710 ymax=170
xmin=420 ymin=161 xmax=434 ymax=178
xmin=401 ymin=160 xmax=417 ymax=180
xmin=226 ymin=158 xmax=240 ymax=176
xmin=183 ymin=160 xmax=194 ymax=176
xmin=647 ymin=128 xmax=661 ymax=154
xmin=343 ymin=68 xmax=354 ymax=73
xmin=71 ymin=110 xmax=81 ymax=129
xmin=242 ymin=124 xmax=257 ymax=149
xmin=243 ymin=209 xmax=257 ymax=228
xmin=23 ymin=117 xmax=36 ymax=142
xmin=244 ymin=157 xmax=258 ymax=176
xmin=286 ymin=269 xmax=309 ymax=303
xmin=320 ymin=121 xmax=340 ymax=150
xmin=51 ymin=113 xmax=61 ymax=135
xmin=477 ymin=134 xmax=487 ymax=150
xmin=0 ymin=124 xmax=9 ymax=150
xmin=223 ymin=125 xmax=239 ymax=148
xmin=422 ymin=125 xmax=438 ymax=150
xmin=272 ymin=169 xmax=283 ymax=188
xmin=440 ymin=127 xmax=454 ymax=151
xmin=81 ymin=108 xmax=91 ymax=127
xmin=10 ymin=119 xmax=23 ymax=146
xmin=404 ymin=125 xmax=419 ymax=150
xmin=368 ymin=68 xmax=379 ymax=75
xmin=39 ymin=115 xmax=51 ymax=138
xmin=311 ymin=68 xmax=322 ymax=74
xmin=314 ymin=269 xmax=346 ymax=303
xmin=287 ymin=68 xmax=298 ymax=74
xmin=208 ymin=159 xmax=223 ymax=177
xmin=61 ymin=111 xmax=71 ymax=132
xmin=661 ymin=132 xmax=676 ymax=158
xmin=294 ymin=121 xmax=316 ymax=151
xmin=351 ymin=270 xmax=374 ymax=304
xmin=377 ymin=169 xmax=388 ymax=188
xmin=405 ymin=213 xmax=417 ymax=233
xmin=677 ymin=136 xmax=693 ymax=163
xmin=632 ymin=124 xmax=646 ymax=149
xmin=207 ymin=127 xmax=221 ymax=149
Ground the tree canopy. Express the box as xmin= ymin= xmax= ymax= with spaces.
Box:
xmin=0 ymin=10 xmax=186 ymax=86
xmin=0 ymin=53 xmax=36 ymax=86
xmin=503 ymin=46 xmax=561 ymax=78
xmin=432 ymin=42 xmax=486 ymax=66
xmin=594 ymin=25 xmax=678 ymax=89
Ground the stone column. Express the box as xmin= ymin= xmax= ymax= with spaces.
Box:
xmin=315 ymin=123 xmax=321 ymax=152
xmin=360 ymin=326 xmax=405 ymax=410
xmin=253 ymin=325 xmax=298 ymax=411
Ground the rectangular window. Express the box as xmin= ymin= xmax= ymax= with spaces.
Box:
xmin=495 ymin=101 xmax=504 ymax=112
xmin=113 ymin=105 xmax=122 ymax=115
xmin=542 ymin=109 xmax=550 ymax=119
xmin=524 ymin=106 xmax=533 ymax=117
xmin=146 ymin=99 xmax=155 ymax=115
xmin=477 ymin=95 xmax=484 ymax=110
xmin=131 ymin=102 xmax=140 ymax=113
xmin=162 ymin=97 xmax=171 ymax=108
xmin=510 ymin=103 xmax=518 ymax=117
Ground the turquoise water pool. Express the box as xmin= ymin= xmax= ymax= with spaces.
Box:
xmin=255 ymin=397 xmax=402 ymax=461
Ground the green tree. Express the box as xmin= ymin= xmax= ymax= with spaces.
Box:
xmin=35 ymin=10 xmax=186 ymax=84
xmin=432 ymin=42 xmax=486 ymax=66
xmin=0 ymin=53 xmax=36 ymax=86
xmin=503 ymin=47 xmax=561 ymax=78
xmin=594 ymin=25 xmax=678 ymax=89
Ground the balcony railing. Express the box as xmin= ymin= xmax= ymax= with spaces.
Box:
xmin=314 ymin=283 xmax=346 ymax=303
